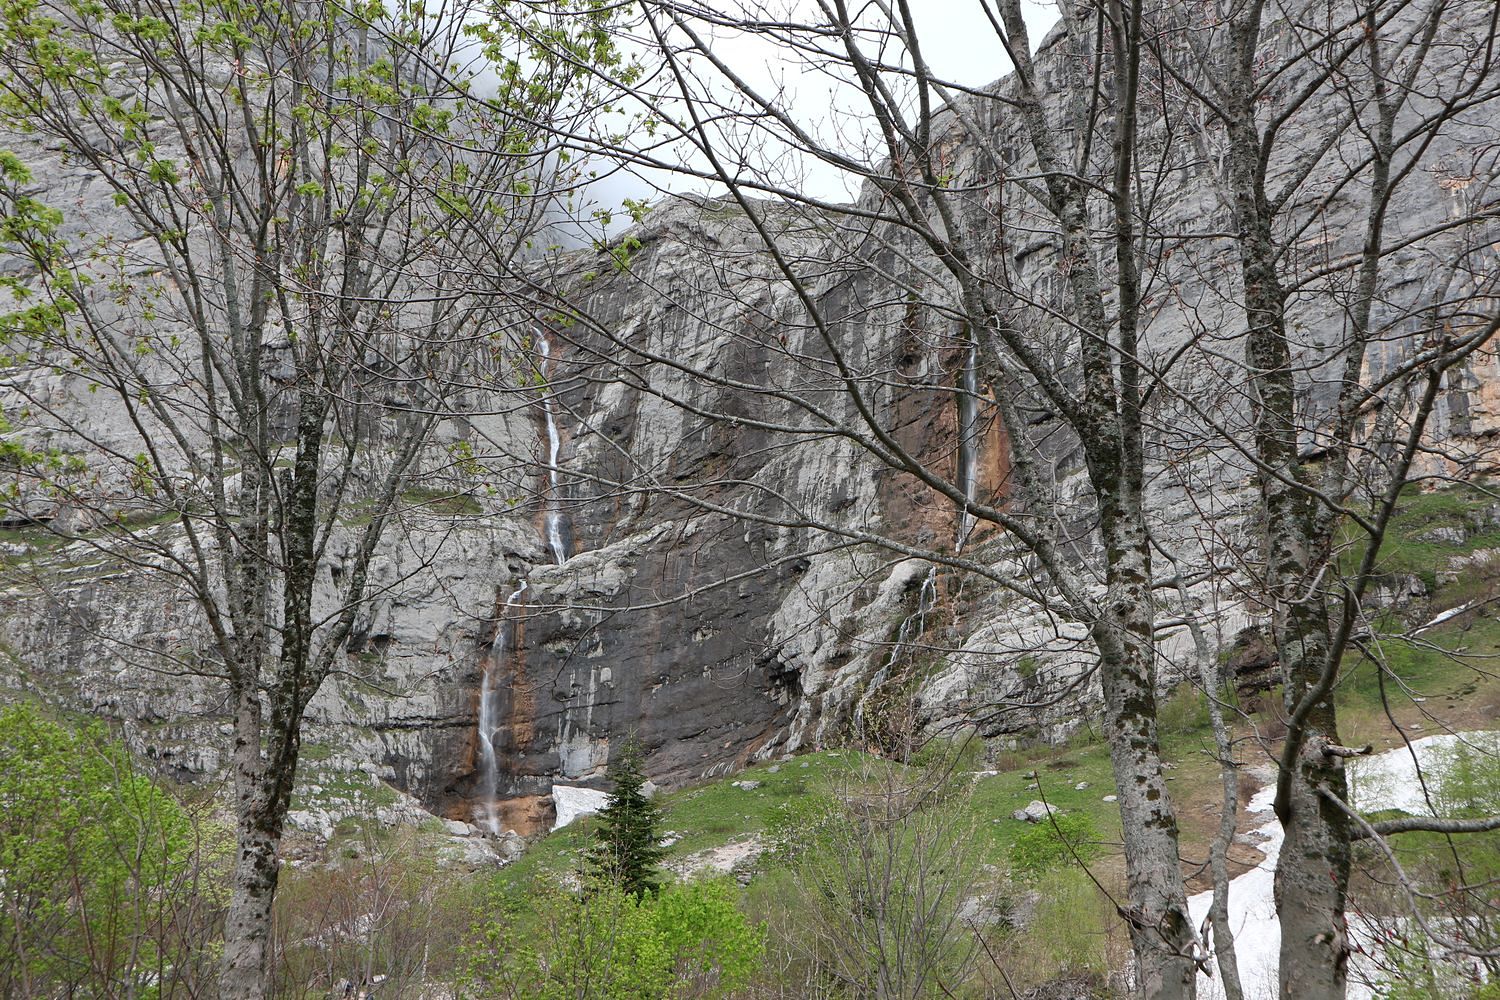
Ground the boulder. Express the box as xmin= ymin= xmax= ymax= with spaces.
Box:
xmin=551 ymin=785 xmax=610 ymax=830
xmin=1012 ymin=800 xmax=1059 ymax=823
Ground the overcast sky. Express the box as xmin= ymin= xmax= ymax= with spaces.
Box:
xmin=567 ymin=1 xmax=1060 ymax=229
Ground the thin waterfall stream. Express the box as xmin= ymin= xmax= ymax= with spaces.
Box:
xmin=476 ymin=580 xmax=527 ymax=834
xmin=854 ymin=340 xmax=984 ymax=741
xmin=956 ymin=341 xmax=981 ymax=553
xmin=472 ymin=333 xmax=577 ymax=833
xmin=536 ymin=333 xmax=571 ymax=566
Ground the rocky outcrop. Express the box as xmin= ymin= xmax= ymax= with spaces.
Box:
xmin=0 ymin=4 xmax=1497 ymax=839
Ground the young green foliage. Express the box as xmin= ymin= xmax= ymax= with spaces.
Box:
xmin=0 ymin=703 xmax=207 ymax=996
xmin=465 ymin=879 xmax=763 ymax=1000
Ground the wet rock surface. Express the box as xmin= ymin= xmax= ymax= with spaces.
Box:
xmin=0 ymin=2 xmax=1496 ymax=838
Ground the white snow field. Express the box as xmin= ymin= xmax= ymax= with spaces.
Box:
xmin=1187 ymin=731 xmax=1500 ymax=999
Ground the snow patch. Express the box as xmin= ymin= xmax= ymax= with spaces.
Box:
xmin=1414 ymin=602 xmax=1476 ymax=634
xmin=552 ymin=785 xmax=610 ymax=831
xmin=1188 ymin=731 xmax=1499 ymax=1000
xmin=1188 ymin=783 xmax=1283 ymax=1000
xmin=1347 ymin=731 xmax=1500 ymax=816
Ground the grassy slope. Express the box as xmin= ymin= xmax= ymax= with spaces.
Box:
xmin=501 ymin=483 xmax=1500 ymax=903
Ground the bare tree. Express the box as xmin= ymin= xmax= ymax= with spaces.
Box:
xmin=508 ymin=1 xmax=1212 ymax=994
xmin=761 ymin=753 xmax=987 ymax=1000
xmin=1161 ymin=0 xmax=1500 ymax=994
xmin=506 ymin=0 xmax=1500 ymax=997
xmin=0 ymin=0 xmax=614 ymax=994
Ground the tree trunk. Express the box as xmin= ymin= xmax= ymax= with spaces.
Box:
xmin=219 ymin=677 xmax=302 ymax=1000
xmin=1096 ymin=512 xmax=1197 ymax=1000
xmin=220 ymin=681 xmax=278 ymax=1000
xmin=221 ymin=809 xmax=282 ymax=1000
xmin=1274 ymin=719 xmax=1351 ymax=1000
xmin=1227 ymin=76 xmax=1353 ymax=997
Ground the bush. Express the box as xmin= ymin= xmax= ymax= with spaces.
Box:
xmin=0 ymin=703 xmax=217 ymax=997
xmin=754 ymin=762 xmax=985 ymax=999
xmin=1022 ymin=868 xmax=1114 ymax=982
xmin=1157 ymin=684 xmax=1211 ymax=735
xmin=465 ymin=878 xmax=763 ymax=1000
xmin=1010 ymin=813 xmax=1101 ymax=878
xmin=271 ymin=824 xmax=482 ymax=999
xmin=651 ymin=879 xmax=765 ymax=995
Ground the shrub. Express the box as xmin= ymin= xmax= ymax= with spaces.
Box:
xmin=0 ymin=703 xmax=215 ymax=997
xmin=1022 ymin=868 xmax=1114 ymax=981
xmin=651 ymin=879 xmax=765 ymax=996
xmin=1157 ymin=683 xmax=1210 ymax=735
xmin=1010 ymin=813 xmax=1102 ymax=878
xmin=755 ymin=762 xmax=985 ymax=998
xmin=464 ymin=879 xmax=763 ymax=1000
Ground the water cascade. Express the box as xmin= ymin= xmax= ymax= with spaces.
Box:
xmin=956 ymin=340 xmax=982 ymax=552
xmin=476 ymin=580 xmax=527 ymax=834
xmin=854 ymin=337 xmax=984 ymax=741
xmin=536 ymin=333 xmax=572 ymax=565
xmin=470 ymin=334 xmax=580 ymax=832
xmin=852 ymin=564 xmax=940 ymax=740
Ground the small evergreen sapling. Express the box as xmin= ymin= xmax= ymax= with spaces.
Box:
xmin=588 ymin=737 xmax=666 ymax=898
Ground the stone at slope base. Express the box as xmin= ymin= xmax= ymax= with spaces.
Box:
xmin=1012 ymin=800 xmax=1060 ymax=823
xmin=552 ymin=784 xmax=611 ymax=830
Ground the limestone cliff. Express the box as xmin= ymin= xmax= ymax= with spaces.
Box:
xmin=0 ymin=5 xmax=1497 ymax=840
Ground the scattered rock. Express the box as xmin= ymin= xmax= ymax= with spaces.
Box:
xmin=440 ymin=836 xmax=503 ymax=868
xmin=666 ymin=835 xmax=765 ymax=882
xmin=286 ymin=809 xmax=334 ymax=841
xmin=1103 ymin=794 xmax=1117 ymax=803
xmin=443 ymin=819 xmax=475 ymax=837
xmin=731 ymin=779 xmax=762 ymax=791
xmin=1012 ymin=800 xmax=1059 ymax=823
xmin=495 ymin=830 xmax=525 ymax=861
xmin=1074 ymin=781 xmax=1089 ymax=790
xmin=1225 ymin=626 xmax=1277 ymax=694
xmin=957 ymin=895 xmax=1007 ymax=927
xmin=766 ymin=765 xmax=781 ymax=774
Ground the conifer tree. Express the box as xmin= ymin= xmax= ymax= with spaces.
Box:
xmin=588 ymin=737 xmax=666 ymax=899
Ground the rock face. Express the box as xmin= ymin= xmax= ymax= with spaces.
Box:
xmin=551 ymin=786 xmax=611 ymax=831
xmin=0 ymin=4 xmax=1497 ymax=837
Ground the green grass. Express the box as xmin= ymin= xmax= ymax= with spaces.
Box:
xmin=658 ymin=754 xmax=847 ymax=855
xmin=502 ymin=737 xmax=1154 ymax=897
xmin=1334 ymin=613 xmax=1500 ymax=748
xmin=497 ymin=751 xmax=869 ymax=891
xmin=1339 ymin=481 xmax=1500 ymax=591
xmin=288 ymin=758 xmax=398 ymax=815
xmin=969 ymin=735 xmax=1122 ymax=860
xmin=0 ymin=524 xmax=72 ymax=566
xmin=400 ymin=486 xmax=483 ymax=516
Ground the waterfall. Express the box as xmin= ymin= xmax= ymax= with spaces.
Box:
xmin=956 ymin=339 xmax=981 ymax=553
xmin=476 ymin=580 xmax=527 ymax=835
xmin=852 ymin=564 xmax=940 ymax=740
xmin=853 ymin=335 xmax=983 ymax=743
xmin=535 ymin=333 xmax=571 ymax=565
